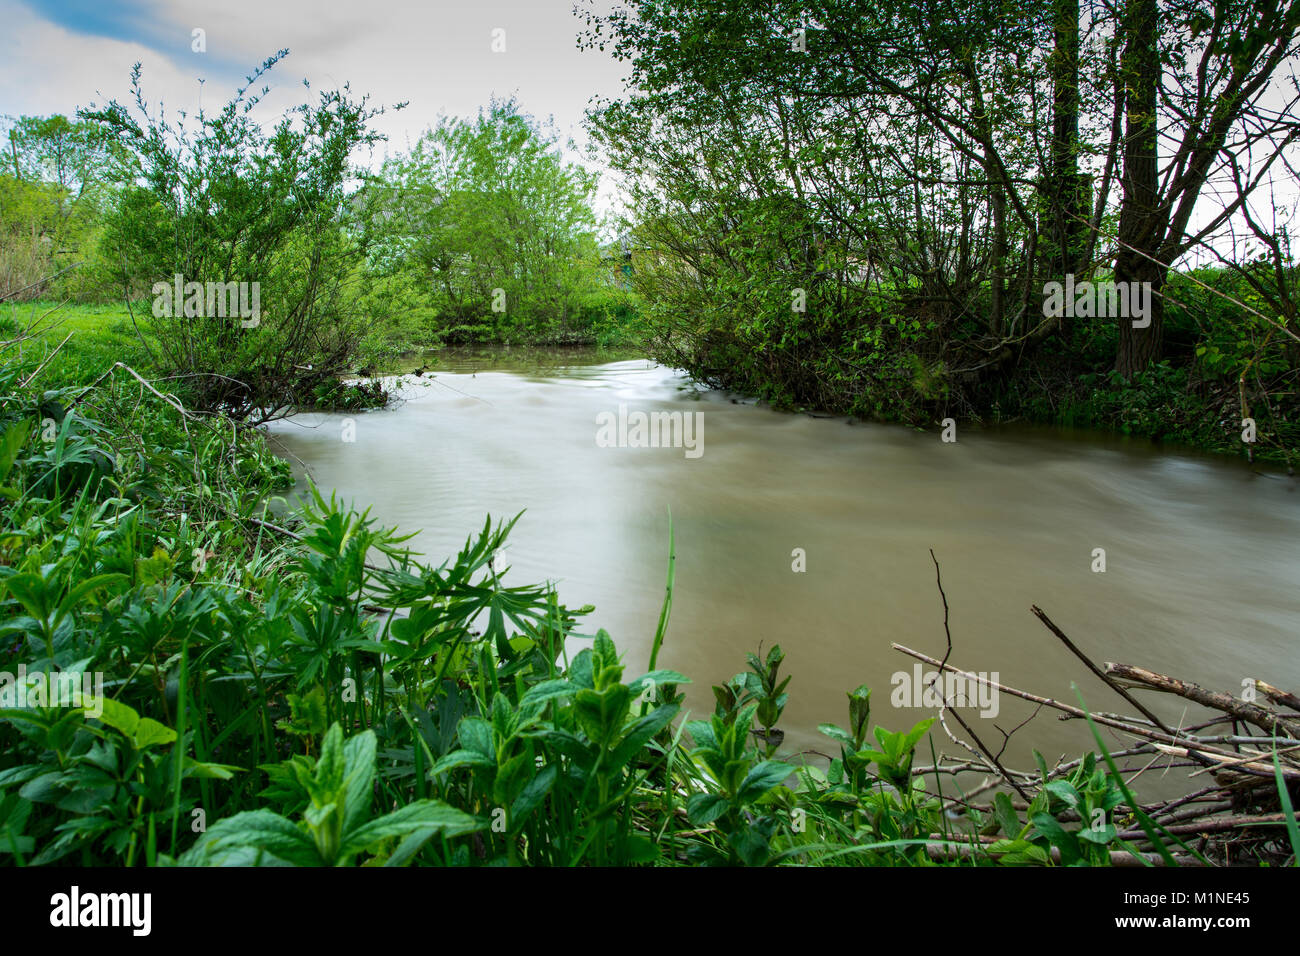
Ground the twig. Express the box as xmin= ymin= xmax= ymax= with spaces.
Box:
xmin=19 ymin=331 xmax=74 ymax=388
xmin=1032 ymin=605 xmax=1176 ymax=737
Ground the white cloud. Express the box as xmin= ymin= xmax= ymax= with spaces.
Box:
xmin=0 ymin=0 xmax=205 ymax=119
xmin=1 ymin=0 xmax=632 ymax=214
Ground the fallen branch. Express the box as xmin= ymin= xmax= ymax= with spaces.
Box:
xmin=1105 ymin=662 xmax=1300 ymax=740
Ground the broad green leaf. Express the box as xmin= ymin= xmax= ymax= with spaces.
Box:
xmin=510 ymin=763 xmax=557 ymax=826
xmin=182 ymin=809 xmax=321 ymax=867
xmin=133 ymin=717 xmax=177 ymax=749
xmin=738 ymin=761 xmax=793 ymax=802
xmin=343 ymin=800 xmax=483 ymax=856
xmin=686 ymin=792 xmax=729 ymax=825
xmin=90 ymin=697 xmax=139 ymax=737
xmin=430 ymin=749 xmax=495 ymax=776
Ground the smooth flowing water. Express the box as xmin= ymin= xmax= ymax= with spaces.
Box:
xmin=267 ymin=349 xmax=1299 ymax=793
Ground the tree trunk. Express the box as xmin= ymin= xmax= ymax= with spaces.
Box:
xmin=1114 ymin=251 xmax=1165 ymax=374
xmin=1046 ymin=0 xmax=1087 ymax=278
xmin=1114 ymin=0 xmax=1165 ymax=378
xmin=990 ymin=183 xmax=1006 ymax=337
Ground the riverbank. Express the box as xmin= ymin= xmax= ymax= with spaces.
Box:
xmin=633 ymin=269 xmax=1299 ymax=471
xmin=4 ymin=340 xmax=1295 ymax=865
xmin=10 ymin=295 xmax=1294 ymax=470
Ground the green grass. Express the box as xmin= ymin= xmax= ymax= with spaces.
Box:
xmin=1 ymin=300 xmax=152 ymax=385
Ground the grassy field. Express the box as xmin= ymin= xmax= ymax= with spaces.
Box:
xmin=2 ymin=300 xmax=151 ymax=385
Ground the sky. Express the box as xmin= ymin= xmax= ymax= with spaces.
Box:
xmin=0 ymin=0 xmax=634 ymax=209
xmin=2 ymin=1 xmax=1295 ymax=260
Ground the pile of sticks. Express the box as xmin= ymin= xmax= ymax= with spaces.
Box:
xmin=897 ymin=555 xmax=1298 ymax=865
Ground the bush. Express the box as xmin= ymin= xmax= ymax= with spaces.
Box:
xmin=82 ymin=53 xmax=398 ymax=423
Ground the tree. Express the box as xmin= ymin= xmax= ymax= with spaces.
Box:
xmin=0 ymin=114 xmax=124 ymax=299
xmin=359 ymin=98 xmax=608 ymax=343
xmin=1112 ymin=0 xmax=1300 ymax=377
xmin=580 ymin=0 xmax=1068 ymax=410
xmin=82 ymin=53 xmax=397 ymax=422
xmin=580 ymin=0 xmax=1300 ymax=404
xmin=3 ymin=114 xmax=124 ymax=201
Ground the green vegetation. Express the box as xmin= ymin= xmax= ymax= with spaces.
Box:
xmin=81 ymin=53 xmax=396 ymax=423
xmin=0 ymin=113 xmax=122 ymax=303
xmin=0 ymin=6 xmax=1296 ymax=869
xmin=582 ymin=0 xmax=1300 ymax=466
xmin=2 ymin=359 xmax=1249 ymax=866
xmin=0 ymin=302 xmax=145 ymax=384
xmin=5 ymin=10 xmax=1296 ymax=462
xmin=355 ymin=98 xmax=636 ymax=349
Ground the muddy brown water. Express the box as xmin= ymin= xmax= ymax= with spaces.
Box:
xmin=266 ymin=348 xmax=1299 ymax=801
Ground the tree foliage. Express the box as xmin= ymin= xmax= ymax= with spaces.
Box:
xmin=81 ymin=52 xmax=396 ymax=422
xmin=359 ymin=98 xmax=623 ymax=344
xmin=580 ymin=0 xmax=1300 ymax=453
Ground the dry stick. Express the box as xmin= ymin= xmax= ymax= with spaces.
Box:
xmin=1162 ymin=740 xmax=1300 ymax=779
xmin=19 ymin=331 xmax=74 ymax=388
xmin=69 ymin=362 xmax=196 ymax=420
xmin=1196 ymin=734 xmax=1300 ymax=747
xmin=936 ymin=694 xmax=1032 ymax=802
xmin=1031 ymin=605 xmax=1177 ymax=737
xmin=926 ymin=551 xmax=1029 ymax=800
xmin=1105 ymin=662 xmax=1300 ymax=740
xmin=925 ymin=841 xmax=1205 ymax=867
xmin=933 ymin=708 xmax=1022 ymax=797
xmin=1117 ymin=813 xmax=1291 ymax=841
xmin=1252 ymin=679 xmax=1300 ymax=713
xmin=890 ymin=643 xmax=1300 ymax=781
xmin=1151 ymin=802 xmax=1236 ymax=825
xmin=914 ymin=759 xmax=1027 ymax=776
xmin=1154 ymin=785 xmax=1240 ymax=819
xmin=934 ymin=745 xmax=1158 ymax=815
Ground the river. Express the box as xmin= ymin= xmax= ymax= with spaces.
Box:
xmin=266 ymin=348 xmax=1300 ymax=799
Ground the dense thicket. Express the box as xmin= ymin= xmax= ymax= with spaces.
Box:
xmin=0 ymin=114 xmax=123 ymax=302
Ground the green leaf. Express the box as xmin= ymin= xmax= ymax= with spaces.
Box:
xmin=457 ymin=717 xmax=494 ymax=758
xmin=493 ymin=748 xmax=534 ymax=805
xmin=1030 ymin=812 xmax=1080 ymax=864
xmin=1045 ymin=780 xmax=1081 ymax=809
xmin=0 ymin=421 xmax=30 ymax=482
xmin=737 ymin=761 xmax=792 ymax=802
xmin=993 ymin=792 xmax=1021 ymax=837
xmin=341 ymin=729 xmax=378 ymax=834
xmin=520 ymin=679 xmax=578 ymax=708
xmin=685 ymin=720 xmax=716 ymax=750
xmin=510 ymin=763 xmax=557 ymax=827
xmin=622 ymin=833 xmax=660 ymax=864
xmin=1079 ymin=823 xmax=1117 ymax=845
xmin=608 ymin=702 xmax=678 ymax=772
xmin=902 ymin=717 xmax=935 ymax=750
xmin=182 ymin=809 xmax=321 ymax=866
xmin=1272 ymin=743 xmax=1300 ymax=864
xmin=133 ymin=717 xmax=177 ymax=749
xmin=627 ymin=670 xmax=689 ymax=698
xmin=687 ymin=792 xmax=729 ymax=825
xmin=57 ymin=573 xmax=128 ymax=622
xmin=343 ymin=800 xmax=483 ymax=856
xmin=429 ymin=749 xmax=495 ymax=776
xmin=818 ymin=723 xmax=853 ymax=747
xmin=314 ymin=723 xmax=346 ymax=796
xmin=90 ymin=697 xmax=139 ymax=737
